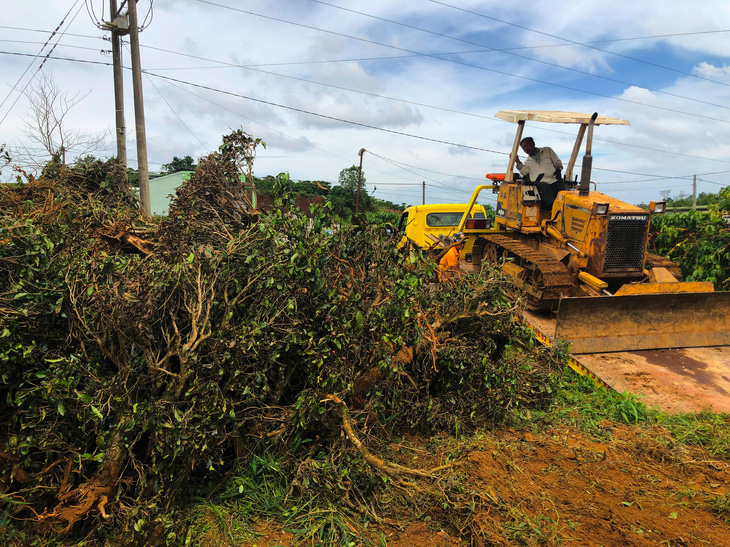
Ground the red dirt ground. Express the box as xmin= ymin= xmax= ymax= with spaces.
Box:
xmin=239 ymin=422 xmax=730 ymax=546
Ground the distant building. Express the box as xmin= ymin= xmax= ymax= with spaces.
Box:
xmin=146 ymin=171 xmax=258 ymax=216
xmin=148 ymin=171 xmax=193 ymax=216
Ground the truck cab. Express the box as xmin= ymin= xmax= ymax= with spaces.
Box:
xmin=397 ymin=202 xmax=489 ymax=256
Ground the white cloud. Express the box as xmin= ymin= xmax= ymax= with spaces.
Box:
xmin=1 ymin=0 xmax=728 ymax=206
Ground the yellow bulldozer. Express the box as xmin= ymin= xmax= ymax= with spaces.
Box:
xmin=452 ymin=110 xmax=730 ymax=353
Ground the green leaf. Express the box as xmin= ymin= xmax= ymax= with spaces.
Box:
xmin=91 ymin=406 xmax=103 ymax=420
xmin=58 ymin=402 xmax=65 ymax=416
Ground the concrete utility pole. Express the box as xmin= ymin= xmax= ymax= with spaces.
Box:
xmin=693 ymin=174 xmax=697 ymax=210
xmin=128 ymin=0 xmax=151 ymax=218
xmin=356 ymin=148 xmax=365 ymax=214
xmin=422 ymin=181 xmax=425 ymax=205
xmin=108 ymin=0 xmax=127 ymax=167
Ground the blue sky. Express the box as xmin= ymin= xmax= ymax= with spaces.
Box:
xmin=1 ymin=0 xmax=729 ymax=208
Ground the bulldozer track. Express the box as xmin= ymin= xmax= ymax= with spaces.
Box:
xmin=478 ymin=234 xmax=573 ymax=310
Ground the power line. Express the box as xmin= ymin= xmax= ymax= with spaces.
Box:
xmin=0 ymin=25 xmax=103 ymax=41
xmin=310 ymin=0 xmax=730 ymax=112
xmin=4 ymin=47 xmax=730 ymax=181
xmin=155 ymin=74 xmax=363 ymax=167
xmin=427 ymin=0 xmax=730 ymax=89
xmin=84 ymin=0 xmax=105 ymax=29
xmin=0 ymin=0 xmax=85 ymax=126
xmin=119 ymin=43 xmax=730 ymax=165
xmin=0 ymin=39 xmax=107 ymax=55
xmin=191 ymin=0 xmax=730 ymax=125
xmin=366 ymin=150 xmax=484 ymax=192
xmin=5 ymin=19 xmax=730 ymax=127
xmin=142 ymin=72 xmax=209 ymax=150
xmin=146 ymin=72 xmax=489 ymax=191
xmin=143 ymin=71 xmax=506 ymax=154
xmin=5 ymin=23 xmax=729 ymax=62
xmin=144 ymin=71 xmax=730 ymax=185
xmin=140 ymin=44 xmax=501 ymax=122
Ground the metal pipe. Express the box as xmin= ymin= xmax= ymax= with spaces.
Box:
xmin=506 ymin=120 xmax=525 ymax=182
xmin=579 ymin=113 xmax=598 ymax=197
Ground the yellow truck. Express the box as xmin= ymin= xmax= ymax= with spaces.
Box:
xmin=396 ymin=202 xmax=490 ymax=260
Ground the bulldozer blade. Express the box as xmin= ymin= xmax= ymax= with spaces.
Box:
xmin=554 ymin=292 xmax=730 ymax=353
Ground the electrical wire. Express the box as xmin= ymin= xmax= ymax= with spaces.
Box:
xmin=427 ymin=0 xmax=730 ymax=89
xmin=108 ymin=42 xmax=730 ymax=165
xmin=144 ymin=71 xmax=726 ymax=187
xmin=143 ymin=71 xmax=506 ymax=154
xmin=309 ymin=0 xmax=730 ymax=112
xmin=139 ymin=0 xmax=154 ymax=31
xmin=4 ymin=24 xmax=728 ymax=64
xmin=150 ymin=73 xmax=487 ymax=191
xmin=84 ymin=0 xmax=104 ymax=30
xmin=192 ymin=0 xmax=730 ymax=125
xmin=142 ymin=72 xmax=209 ymax=150
xmin=3 ymin=46 xmax=725 ymax=191
xmin=0 ymin=0 xmax=85 ymax=127
xmin=3 ymin=46 xmax=728 ymax=191
xmin=5 ymin=38 xmax=729 ymax=168
xmin=5 ymin=18 xmax=730 ymax=124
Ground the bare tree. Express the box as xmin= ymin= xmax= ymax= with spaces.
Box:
xmin=12 ymin=71 xmax=110 ymax=170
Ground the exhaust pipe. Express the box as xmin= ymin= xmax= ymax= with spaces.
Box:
xmin=579 ymin=112 xmax=598 ymax=197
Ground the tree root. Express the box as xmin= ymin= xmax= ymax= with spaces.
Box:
xmin=33 ymin=429 xmax=128 ymax=534
xmin=326 ymin=396 xmax=462 ymax=494
xmin=35 ymin=479 xmax=114 ymax=534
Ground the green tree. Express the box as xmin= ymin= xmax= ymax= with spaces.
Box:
xmin=127 ymin=167 xmax=139 ymax=187
xmin=718 ymin=187 xmax=730 ymax=213
xmin=649 ymin=210 xmax=730 ymax=290
xmin=162 ymin=155 xmax=197 ymax=173
xmin=74 ymin=155 xmax=98 ymax=167
xmin=338 ymin=165 xmax=365 ymax=193
xmin=333 ymin=165 xmax=369 ymax=216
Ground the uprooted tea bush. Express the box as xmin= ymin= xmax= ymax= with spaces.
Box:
xmin=0 ymin=133 xmax=566 ymax=543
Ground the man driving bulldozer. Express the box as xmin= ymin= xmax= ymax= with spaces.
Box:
xmin=515 ymin=137 xmax=564 ymax=210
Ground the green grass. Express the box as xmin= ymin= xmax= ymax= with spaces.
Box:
xmin=524 ymin=370 xmax=730 ymax=460
xmin=175 ymin=366 xmax=730 ymax=546
xmin=708 ymin=492 xmax=730 ymax=521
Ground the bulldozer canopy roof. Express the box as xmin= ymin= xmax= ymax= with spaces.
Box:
xmin=495 ymin=110 xmax=630 ymax=126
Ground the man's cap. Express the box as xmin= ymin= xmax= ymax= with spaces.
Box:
xmin=453 ymin=232 xmax=466 ymax=243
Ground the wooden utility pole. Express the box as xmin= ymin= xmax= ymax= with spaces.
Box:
xmin=109 ymin=0 xmax=127 ymax=167
xmin=128 ymin=0 xmax=151 ymax=218
xmin=356 ymin=148 xmax=365 ymax=214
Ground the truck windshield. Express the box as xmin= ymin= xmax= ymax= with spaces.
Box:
xmin=426 ymin=212 xmax=467 ymax=227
